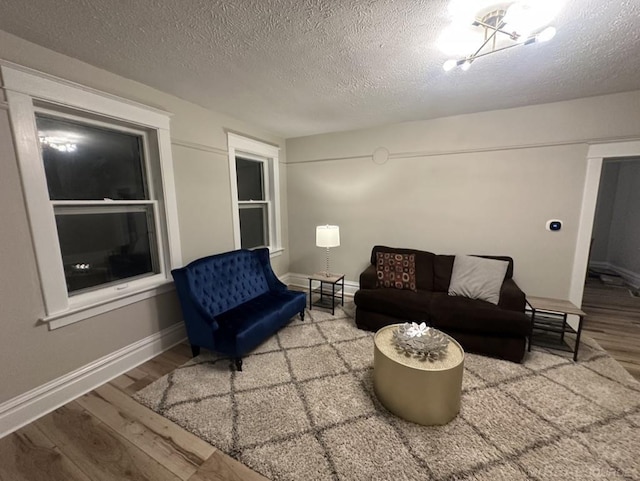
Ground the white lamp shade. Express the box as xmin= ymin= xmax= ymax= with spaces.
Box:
xmin=316 ymin=225 xmax=340 ymax=248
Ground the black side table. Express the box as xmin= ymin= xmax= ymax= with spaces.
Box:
xmin=526 ymin=296 xmax=586 ymax=361
xmin=308 ymin=272 xmax=345 ymax=315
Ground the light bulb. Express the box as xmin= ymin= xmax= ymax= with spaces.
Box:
xmin=504 ymin=0 xmax=563 ymax=38
xmin=443 ymin=59 xmax=458 ymax=71
xmin=537 ymin=26 xmax=556 ymax=42
xmin=437 ymin=25 xmax=481 ymax=55
xmin=460 ymin=60 xmax=472 ymax=71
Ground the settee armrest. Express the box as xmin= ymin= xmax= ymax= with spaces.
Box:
xmin=498 ymin=278 xmax=526 ymax=312
xmin=255 ymin=247 xmax=287 ymax=291
xmin=359 ymin=264 xmax=377 ymax=289
xmin=171 ymin=267 xmax=220 ymax=332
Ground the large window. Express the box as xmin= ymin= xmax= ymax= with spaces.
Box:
xmin=36 ymin=113 xmax=161 ymax=295
xmin=228 ymin=133 xmax=282 ymax=254
xmin=2 ymin=64 xmax=181 ymax=329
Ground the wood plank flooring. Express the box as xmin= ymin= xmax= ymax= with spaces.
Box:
xmin=581 ymin=278 xmax=640 ymax=380
xmin=2 ymin=282 xmax=639 ymax=480
xmin=0 ymin=344 xmax=268 ymax=481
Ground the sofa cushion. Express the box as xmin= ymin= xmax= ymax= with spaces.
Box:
xmin=186 ymin=250 xmax=270 ymax=317
xmin=216 ymin=290 xmax=306 ymax=355
xmin=430 ymin=293 xmax=530 ymax=337
xmin=434 ymin=254 xmax=515 ymax=292
xmin=448 ymin=255 xmax=509 ymax=305
xmin=354 ymin=288 xmax=433 ymax=322
xmin=371 ymin=246 xmax=435 ymax=290
xmin=376 ymin=252 xmax=417 ymax=291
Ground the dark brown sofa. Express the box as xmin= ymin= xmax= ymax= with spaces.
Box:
xmin=354 ymin=246 xmax=531 ymax=362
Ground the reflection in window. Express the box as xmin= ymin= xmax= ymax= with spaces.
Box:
xmin=55 ymin=208 xmax=157 ymax=294
xmin=36 ymin=115 xmax=146 ymax=200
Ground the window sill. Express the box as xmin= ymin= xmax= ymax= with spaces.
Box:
xmin=42 ymin=281 xmax=175 ymax=330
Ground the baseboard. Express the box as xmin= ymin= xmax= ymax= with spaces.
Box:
xmin=279 ymin=272 xmax=292 ymax=286
xmin=0 ymin=322 xmax=186 ymax=439
xmin=286 ymin=272 xmax=359 ymax=297
xmin=588 ymin=261 xmax=612 ymax=271
xmin=588 ymin=261 xmax=640 ymax=288
xmin=610 ymin=264 xmax=640 ymax=288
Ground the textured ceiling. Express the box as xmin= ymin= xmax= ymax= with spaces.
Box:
xmin=0 ymin=0 xmax=639 ymax=138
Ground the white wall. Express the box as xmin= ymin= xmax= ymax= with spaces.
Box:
xmin=286 ymin=90 xmax=640 ymax=299
xmin=0 ymin=30 xmax=289 ymax=404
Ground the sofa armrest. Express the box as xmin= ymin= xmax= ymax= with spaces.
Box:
xmin=498 ymin=278 xmax=526 ymax=312
xmin=359 ymin=264 xmax=377 ymax=289
xmin=255 ymin=247 xmax=287 ymax=291
xmin=173 ymin=270 xmax=220 ymax=328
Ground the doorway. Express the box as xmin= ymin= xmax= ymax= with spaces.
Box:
xmin=588 ymin=157 xmax=640 ymax=289
xmin=573 ymin=143 xmax=640 ymax=380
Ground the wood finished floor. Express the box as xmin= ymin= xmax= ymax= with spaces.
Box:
xmin=582 ymin=277 xmax=640 ymax=380
xmin=0 ymin=342 xmax=267 ymax=481
xmin=2 ymin=283 xmax=640 ymax=480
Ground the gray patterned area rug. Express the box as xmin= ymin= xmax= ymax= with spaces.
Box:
xmin=134 ymin=303 xmax=640 ymax=481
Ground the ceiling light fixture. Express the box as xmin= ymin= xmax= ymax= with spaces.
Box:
xmin=39 ymin=135 xmax=78 ymax=152
xmin=441 ymin=0 xmax=561 ymax=71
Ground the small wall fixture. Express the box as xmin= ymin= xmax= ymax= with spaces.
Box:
xmin=441 ymin=0 xmax=561 ymax=71
xmin=316 ymin=225 xmax=340 ymax=277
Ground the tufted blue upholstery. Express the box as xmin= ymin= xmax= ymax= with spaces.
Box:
xmin=172 ymin=248 xmax=306 ymax=368
xmin=186 ymin=251 xmax=270 ymax=318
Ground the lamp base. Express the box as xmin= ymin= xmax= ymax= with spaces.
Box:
xmin=324 ymin=247 xmax=331 ymax=278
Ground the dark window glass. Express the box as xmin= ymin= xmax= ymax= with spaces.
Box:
xmin=236 ymin=157 xmax=264 ymax=201
xmin=239 ymin=204 xmax=268 ymax=249
xmin=55 ymin=208 xmax=158 ymax=294
xmin=36 ymin=115 xmax=146 ymax=200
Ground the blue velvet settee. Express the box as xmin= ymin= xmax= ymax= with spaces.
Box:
xmin=172 ymin=248 xmax=306 ymax=371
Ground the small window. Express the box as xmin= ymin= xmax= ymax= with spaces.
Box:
xmin=235 ymin=156 xmax=269 ymax=249
xmin=236 ymin=157 xmax=264 ymax=201
xmin=228 ymin=134 xmax=282 ymax=254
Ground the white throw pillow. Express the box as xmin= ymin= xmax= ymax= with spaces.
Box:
xmin=448 ymin=255 xmax=509 ymax=305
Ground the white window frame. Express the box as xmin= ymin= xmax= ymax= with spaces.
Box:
xmin=1 ymin=63 xmax=182 ymax=329
xmin=227 ymin=133 xmax=282 ymax=256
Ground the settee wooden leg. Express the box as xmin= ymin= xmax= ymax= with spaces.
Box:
xmin=234 ymin=358 xmax=243 ymax=371
xmin=191 ymin=345 xmax=200 ymax=357
xmin=300 ymin=310 xmax=305 ymax=321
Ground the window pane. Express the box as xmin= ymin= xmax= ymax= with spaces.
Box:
xmin=239 ymin=204 xmax=269 ymax=249
xmin=36 ymin=115 xmax=147 ymax=200
xmin=236 ymin=157 xmax=264 ymax=201
xmin=55 ymin=207 xmax=158 ymax=294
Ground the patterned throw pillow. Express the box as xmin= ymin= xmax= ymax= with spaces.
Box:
xmin=376 ymin=252 xmax=417 ymax=291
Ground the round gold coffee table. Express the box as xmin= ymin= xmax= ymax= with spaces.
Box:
xmin=373 ymin=324 xmax=464 ymax=425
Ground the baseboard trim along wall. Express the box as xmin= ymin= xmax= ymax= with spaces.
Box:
xmin=0 ymin=322 xmax=186 ymax=439
xmin=286 ymin=272 xmax=359 ymax=297
xmin=588 ymin=261 xmax=640 ymax=288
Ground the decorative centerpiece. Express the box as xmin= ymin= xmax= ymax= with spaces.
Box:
xmin=392 ymin=322 xmax=450 ymax=361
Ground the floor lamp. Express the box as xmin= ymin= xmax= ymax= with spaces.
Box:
xmin=316 ymin=225 xmax=340 ymax=277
